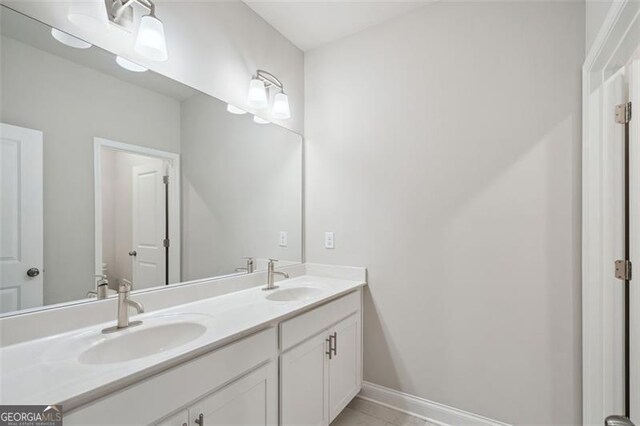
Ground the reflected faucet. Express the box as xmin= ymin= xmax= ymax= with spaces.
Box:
xmin=235 ymin=257 xmax=255 ymax=274
xmin=263 ymin=259 xmax=289 ymax=291
xmin=87 ymin=274 xmax=109 ymax=300
xmin=102 ymin=281 xmax=145 ymax=333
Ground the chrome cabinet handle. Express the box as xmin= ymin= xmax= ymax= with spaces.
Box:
xmin=331 ymin=332 xmax=337 ymax=356
xmin=332 ymin=331 xmax=337 ymax=356
xmin=26 ymin=267 xmax=40 ymax=277
xmin=195 ymin=413 xmax=204 ymax=426
xmin=326 ymin=332 xmax=337 ymax=359
xmin=128 ymin=250 xmax=137 ymax=257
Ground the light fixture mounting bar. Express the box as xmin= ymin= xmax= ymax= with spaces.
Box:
xmin=107 ymin=0 xmax=156 ymax=28
xmin=256 ymin=70 xmax=283 ymax=91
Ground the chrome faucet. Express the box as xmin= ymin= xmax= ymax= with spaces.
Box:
xmin=263 ymin=259 xmax=289 ymax=291
xmin=235 ymin=257 xmax=255 ymax=273
xmin=87 ymin=274 xmax=109 ymax=300
xmin=102 ymin=281 xmax=144 ymax=333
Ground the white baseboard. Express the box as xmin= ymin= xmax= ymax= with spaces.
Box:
xmin=358 ymin=381 xmax=511 ymax=426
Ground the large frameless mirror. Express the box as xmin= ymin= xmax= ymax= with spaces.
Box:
xmin=0 ymin=5 xmax=302 ymax=316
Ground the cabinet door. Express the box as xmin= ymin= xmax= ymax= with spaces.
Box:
xmin=156 ymin=409 xmax=189 ymax=426
xmin=328 ymin=313 xmax=361 ymax=422
xmin=280 ymin=332 xmax=329 ymax=426
xmin=188 ymin=361 xmax=277 ymax=426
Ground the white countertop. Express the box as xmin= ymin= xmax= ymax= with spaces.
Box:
xmin=0 ymin=274 xmax=365 ymax=411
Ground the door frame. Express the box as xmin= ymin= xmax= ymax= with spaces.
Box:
xmin=583 ymin=1 xmax=640 ymax=424
xmin=94 ymin=137 xmax=181 ymax=285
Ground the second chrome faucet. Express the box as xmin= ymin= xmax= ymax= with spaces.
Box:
xmin=102 ymin=281 xmax=145 ymax=334
xmin=263 ymin=259 xmax=289 ymax=291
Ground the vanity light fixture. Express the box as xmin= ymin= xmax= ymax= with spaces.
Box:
xmin=253 ymin=115 xmax=270 ymax=124
xmin=67 ymin=0 xmax=110 ymax=33
xmin=246 ymin=70 xmax=291 ymax=120
xmin=116 ymin=56 xmax=148 ymax=72
xmin=102 ymin=0 xmax=168 ymax=61
xmin=227 ymin=104 xmax=247 ymax=115
xmin=51 ymin=28 xmax=93 ymax=49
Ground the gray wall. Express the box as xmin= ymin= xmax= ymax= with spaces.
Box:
xmin=0 ymin=36 xmax=180 ymax=305
xmin=181 ymin=94 xmax=302 ymax=280
xmin=304 ymin=2 xmax=584 ymax=424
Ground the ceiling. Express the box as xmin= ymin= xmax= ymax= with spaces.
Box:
xmin=244 ymin=1 xmax=431 ymax=51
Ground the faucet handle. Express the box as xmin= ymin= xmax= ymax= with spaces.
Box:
xmin=269 ymin=258 xmax=279 ymax=263
xmin=118 ymin=281 xmax=132 ymax=293
xmin=242 ymin=256 xmax=254 ymax=260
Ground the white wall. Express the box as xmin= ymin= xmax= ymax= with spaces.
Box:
xmin=181 ymin=94 xmax=302 ymax=280
xmin=0 ymin=35 xmax=181 ymax=305
xmin=1 ymin=0 xmax=305 ymax=134
xmin=305 ymin=2 xmax=584 ymax=424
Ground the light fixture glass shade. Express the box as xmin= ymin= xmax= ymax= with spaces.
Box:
xmin=272 ymin=92 xmax=291 ymax=119
xmin=253 ymin=115 xmax=269 ymax=124
xmin=116 ymin=56 xmax=148 ymax=73
xmin=67 ymin=0 xmax=109 ymax=33
xmin=227 ymin=104 xmax=247 ymax=115
xmin=51 ymin=28 xmax=92 ymax=49
xmin=135 ymin=15 xmax=168 ymax=62
xmin=247 ymin=79 xmax=268 ymax=109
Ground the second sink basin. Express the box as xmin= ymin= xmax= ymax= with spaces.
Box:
xmin=79 ymin=318 xmax=207 ymax=365
xmin=266 ymin=286 xmax=323 ymax=302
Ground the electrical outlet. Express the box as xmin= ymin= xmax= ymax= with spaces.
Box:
xmin=279 ymin=231 xmax=288 ymax=247
xmin=324 ymin=232 xmax=335 ymax=249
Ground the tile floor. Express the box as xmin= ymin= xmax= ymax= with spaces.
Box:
xmin=331 ymin=397 xmax=439 ymax=426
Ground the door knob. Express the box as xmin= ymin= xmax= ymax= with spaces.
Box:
xmin=128 ymin=250 xmax=137 ymax=257
xmin=26 ymin=267 xmax=40 ymax=277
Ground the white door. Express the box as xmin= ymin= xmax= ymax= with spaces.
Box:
xmin=281 ymin=332 xmax=329 ymax=426
xmin=131 ymin=162 xmax=166 ymax=289
xmin=328 ymin=314 xmax=362 ymax=422
xmin=0 ymin=123 xmax=43 ymax=314
xmin=629 ymin=59 xmax=640 ymax=423
xmin=188 ymin=362 xmax=277 ymax=426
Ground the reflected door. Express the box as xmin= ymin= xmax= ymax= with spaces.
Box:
xmin=131 ymin=162 xmax=166 ymax=289
xmin=0 ymin=123 xmax=43 ymax=313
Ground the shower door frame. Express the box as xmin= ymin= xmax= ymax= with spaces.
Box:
xmin=583 ymin=1 xmax=640 ymax=424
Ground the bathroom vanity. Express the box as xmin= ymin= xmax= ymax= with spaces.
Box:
xmin=0 ymin=266 xmax=365 ymax=426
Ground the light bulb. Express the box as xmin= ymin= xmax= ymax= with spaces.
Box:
xmin=227 ymin=104 xmax=247 ymax=115
xmin=135 ymin=14 xmax=168 ymax=62
xmin=116 ymin=56 xmax=148 ymax=72
xmin=51 ymin=28 xmax=92 ymax=49
xmin=67 ymin=0 xmax=109 ymax=33
xmin=253 ymin=115 xmax=269 ymax=124
xmin=272 ymin=92 xmax=291 ymax=119
xmin=247 ymin=79 xmax=268 ymax=109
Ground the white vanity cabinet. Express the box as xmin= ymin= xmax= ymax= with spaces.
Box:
xmin=157 ymin=362 xmax=277 ymax=426
xmin=280 ymin=291 xmax=363 ymax=425
xmin=63 ymin=288 xmax=363 ymax=426
xmin=65 ymin=328 xmax=278 ymax=426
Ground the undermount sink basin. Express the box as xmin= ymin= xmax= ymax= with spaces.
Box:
xmin=266 ymin=286 xmax=323 ymax=302
xmin=79 ymin=321 xmax=207 ymax=365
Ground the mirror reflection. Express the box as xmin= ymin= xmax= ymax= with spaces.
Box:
xmin=0 ymin=6 xmax=302 ymax=315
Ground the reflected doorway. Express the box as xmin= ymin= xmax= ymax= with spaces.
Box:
xmin=94 ymin=138 xmax=180 ymax=293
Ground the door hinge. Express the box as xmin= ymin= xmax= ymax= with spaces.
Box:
xmin=163 ymin=239 xmax=170 ymax=248
xmin=163 ymin=175 xmax=169 ymax=185
xmin=615 ymin=259 xmax=632 ymax=280
xmin=615 ymin=102 xmax=632 ymax=124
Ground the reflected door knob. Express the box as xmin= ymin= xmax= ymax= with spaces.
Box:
xmin=128 ymin=250 xmax=137 ymax=257
xmin=26 ymin=267 xmax=40 ymax=277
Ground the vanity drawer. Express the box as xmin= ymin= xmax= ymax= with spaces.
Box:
xmin=65 ymin=327 xmax=277 ymax=425
xmin=280 ymin=289 xmax=361 ymax=351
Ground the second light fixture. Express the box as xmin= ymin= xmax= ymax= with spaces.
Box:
xmin=246 ymin=70 xmax=291 ymax=120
